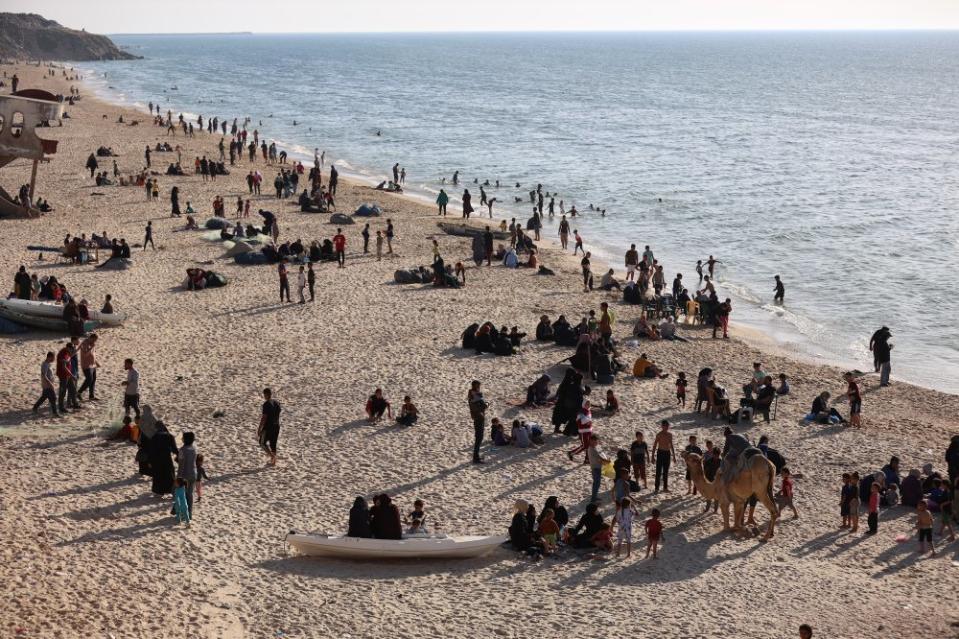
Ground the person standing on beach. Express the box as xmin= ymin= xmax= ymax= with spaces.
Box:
xmin=170 ymin=186 xmax=181 ymax=217
xmin=85 ymin=153 xmax=98 ymax=178
xmin=361 ymin=223 xmax=371 ymax=253
xmin=870 ymin=327 xmax=893 ymax=386
xmin=468 ymin=380 xmax=488 ymax=464
xmin=774 ymin=275 xmax=785 ymax=303
xmin=558 ymin=215 xmax=570 ymax=250
xmin=400 ymin=167 xmax=405 ymax=184
xmin=386 ymin=219 xmax=394 ymax=254
xmin=392 ymin=163 xmax=400 ymax=184
xmin=297 ymin=266 xmax=306 ymax=304
xmin=275 ymin=260 xmax=290 ymax=303
xmin=77 ymin=334 xmax=98 ymax=401
xmin=573 ymin=230 xmax=584 ymax=256
xmin=484 ymin=226 xmax=494 ymax=266
xmin=625 ymin=244 xmax=639 ymax=281
xmin=652 ymin=419 xmax=675 ymax=493
xmin=32 ymin=351 xmax=59 ymax=417
xmin=122 ymin=358 xmax=141 ymax=419
xmin=307 ymin=262 xmax=316 ymax=302
xmin=712 ymin=297 xmax=731 ymax=339
xmin=143 ymin=221 xmax=155 ymax=250
xmin=333 ymin=229 xmax=346 ymax=268
xmin=56 ymin=342 xmax=79 ymax=414
xmin=462 ymin=189 xmax=473 ymax=219
xmin=144 ymin=146 xmax=151 ymax=169
xmin=436 ymin=189 xmax=449 ymax=216
xmin=581 ymin=252 xmax=593 ymax=292
xmin=259 ymin=388 xmax=281 ymax=466
xmin=376 ymin=231 xmax=384 ymax=261
xmin=329 ymin=165 xmax=338 ymax=195
xmin=707 ymin=255 xmax=721 ymax=278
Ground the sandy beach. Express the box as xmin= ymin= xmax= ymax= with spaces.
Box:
xmin=1 ymin=62 xmax=958 ymax=639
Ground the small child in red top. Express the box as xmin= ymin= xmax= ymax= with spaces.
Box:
xmin=675 ymin=372 xmax=687 ymax=407
xmin=776 ymin=467 xmax=798 ymax=519
xmin=644 ymin=508 xmax=663 ymax=559
xmin=866 ymin=482 xmax=880 ymax=535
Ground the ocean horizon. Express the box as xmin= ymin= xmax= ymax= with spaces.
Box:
xmin=83 ymin=31 xmax=959 ymax=393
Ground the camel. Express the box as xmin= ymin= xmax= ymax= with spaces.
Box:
xmin=682 ymin=451 xmax=779 ymax=540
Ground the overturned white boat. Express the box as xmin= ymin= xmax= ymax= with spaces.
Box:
xmin=0 ymin=298 xmax=126 ymax=326
xmin=286 ymin=533 xmax=507 ymax=560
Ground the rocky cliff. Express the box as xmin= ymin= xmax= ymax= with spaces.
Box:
xmin=0 ymin=13 xmax=138 ymax=61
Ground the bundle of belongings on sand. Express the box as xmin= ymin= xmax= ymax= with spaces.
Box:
xmin=183 ymin=268 xmax=227 ymax=290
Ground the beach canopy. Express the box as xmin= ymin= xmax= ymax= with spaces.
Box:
xmin=354 ymin=203 xmax=381 ymax=217
xmin=204 ymin=217 xmax=231 ymax=230
xmin=224 ymin=240 xmax=254 ymax=257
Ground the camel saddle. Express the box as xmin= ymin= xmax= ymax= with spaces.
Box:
xmin=719 ymin=446 xmax=764 ymax=486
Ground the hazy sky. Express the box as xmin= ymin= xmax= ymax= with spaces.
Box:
xmin=9 ymin=0 xmax=959 ymax=33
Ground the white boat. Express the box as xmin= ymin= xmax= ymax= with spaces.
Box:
xmin=286 ymin=533 xmax=507 ymax=560
xmin=0 ymin=299 xmax=126 ymax=326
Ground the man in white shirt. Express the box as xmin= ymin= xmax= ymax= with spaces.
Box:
xmin=122 ymin=358 xmax=141 ymax=419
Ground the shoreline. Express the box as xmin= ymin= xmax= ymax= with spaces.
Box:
xmin=77 ymin=65 xmax=927 ymax=394
xmin=2 ymin=61 xmax=957 ymax=639
xmin=77 ymin=58 xmax=943 ymax=394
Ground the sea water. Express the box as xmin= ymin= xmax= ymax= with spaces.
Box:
xmin=82 ymin=32 xmax=959 ymax=393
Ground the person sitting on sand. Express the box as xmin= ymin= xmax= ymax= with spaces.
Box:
xmin=633 ymin=353 xmax=668 ymax=379
xmin=491 ymin=417 xmax=511 ymax=446
xmin=525 ymin=374 xmax=552 ymax=406
xmin=396 ymin=396 xmax=418 ymax=426
xmin=571 ymin=502 xmax=605 ymax=548
xmin=365 ymin=388 xmax=392 ymax=423
xmin=632 ymin=313 xmax=660 ymax=340
xmin=369 ymin=494 xmax=403 ymax=540
xmin=599 ymin=269 xmax=621 ymax=291
xmin=807 ymin=391 xmax=844 ymax=424
xmin=535 ymin=315 xmax=554 ymax=341
xmin=509 ymin=499 xmax=546 ymax=557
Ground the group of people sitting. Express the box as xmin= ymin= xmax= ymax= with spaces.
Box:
xmin=298 ymin=187 xmax=333 ymax=213
xmin=632 ymin=312 xmax=685 ymax=341
xmin=509 ymin=496 xmax=618 ymax=558
xmin=461 ymin=322 xmax=525 ymax=356
xmin=61 ymin=233 xmax=103 ymax=264
xmin=347 ymin=495 xmax=431 ymax=539
xmin=165 ymin=162 xmax=185 ymax=176
xmin=491 ymin=418 xmax=546 ymax=448
xmin=364 ymin=389 xmax=418 ymax=426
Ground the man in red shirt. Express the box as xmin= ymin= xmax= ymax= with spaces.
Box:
xmin=56 ymin=342 xmax=80 ymax=413
xmin=332 ymin=228 xmax=346 ymax=268
xmin=277 ymin=259 xmax=291 ymax=303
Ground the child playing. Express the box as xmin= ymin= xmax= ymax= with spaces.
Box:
xmin=406 ymin=499 xmax=427 ymax=532
xmin=839 ymin=472 xmax=852 ymax=528
xmin=630 ymin=431 xmax=649 ymax=489
xmin=866 ymin=481 xmax=880 ymax=535
xmin=537 ymin=508 xmax=560 ymax=554
xmin=612 ymin=468 xmax=631 ymax=509
xmin=604 ymin=389 xmax=619 ymax=415
xmin=776 ymin=467 xmax=799 ymax=519
xmin=195 ymin=453 xmax=210 ymax=502
xmin=405 ymin=518 xmax=428 ymax=537
xmin=930 ymin=478 xmax=956 ymax=541
xmin=848 ymin=472 xmax=861 ymax=532
xmin=644 ymin=508 xmax=663 ymax=559
xmin=173 ymin=478 xmax=191 ymax=525
xmin=916 ymin=501 xmax=935 ymax=555
xmin=675 ymin=372 xmax=687 ymax=407
xmin=613 ymin=497 xmax=637 ymax=558
xmin=590 ymin=523 xmax=613 ymax=551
